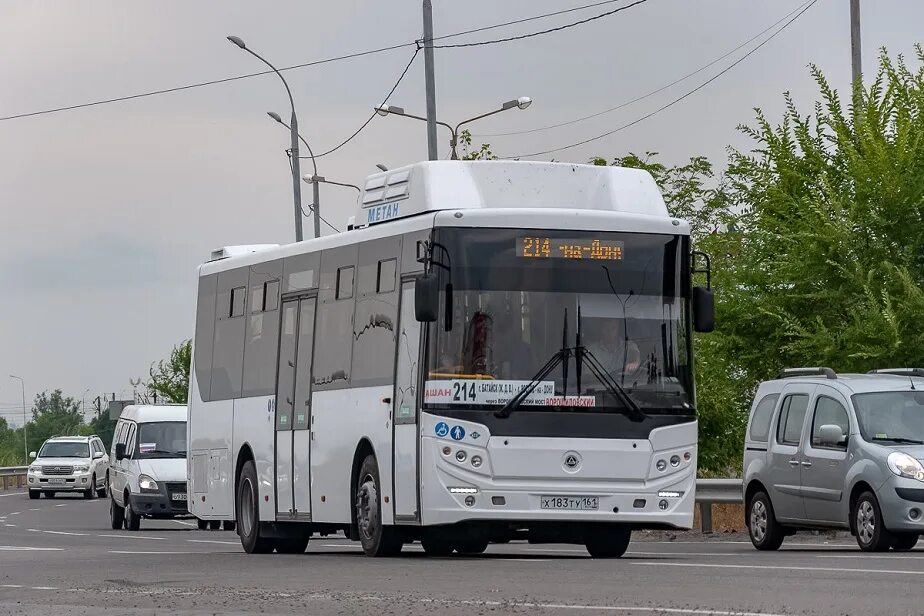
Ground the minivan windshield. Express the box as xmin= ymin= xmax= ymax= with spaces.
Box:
xmin=135 ymin=421 xmax=187 ymax=459
xmin=38 ymin=441 xmax=89 ymax=458
xmin=852 ymin=391 xmax=924 ymax=443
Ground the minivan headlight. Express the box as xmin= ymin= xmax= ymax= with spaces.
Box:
xmin=138 ymin=474 xmax=159 ymax=492
xmin=887 ymin=452 xmax=924 ymax=482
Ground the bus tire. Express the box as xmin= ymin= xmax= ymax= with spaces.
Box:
xmin=197 ymin=518 xmax=209 ymax=530
xmin=209 ymin=520 xmax=221 ymax=530
xmin=237 ymin=459 xmax=274 ymax=554
xmin=222 ymin=520 xmax=236 ymax=532
xmin=355 ymin=455 xmax=403 ymax=557
xmin=275 ymin=537 xmax=309 ymax=554
xmin=584 ymin=524 xmax=631 ymax=558
xmin=421 ymin=536 xmax=454 ymax=557
xmin=454 ymin=538 xmax=489 ymax=555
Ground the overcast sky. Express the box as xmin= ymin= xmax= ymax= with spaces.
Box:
xmin=1 ymin=0 xmax=921 ymax=423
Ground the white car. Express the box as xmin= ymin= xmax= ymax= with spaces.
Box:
xmin=27 ymin=435 xmax=109 ymax=499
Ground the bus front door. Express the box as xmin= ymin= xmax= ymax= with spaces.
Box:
xmin=275 ymin=296 xmax=316 ymax=521
xmin=392 ymin=279 xmax=421 ymax=522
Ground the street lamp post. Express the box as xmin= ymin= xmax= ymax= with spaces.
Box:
xmin=375 ymin=97 xmax=532 ymax=159
xmin=9 ymin=375 xmax=27 ymax=461
xmin=227 ymin=35 xmax=305 ymax=241
xmin=268 ymin=112 xmax=321 ymax=239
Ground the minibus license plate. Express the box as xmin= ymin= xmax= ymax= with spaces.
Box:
xmin=540 ymin=496 xmax=598 ymax=510
xmin=172 ymin=493 xmax=188 ymax=501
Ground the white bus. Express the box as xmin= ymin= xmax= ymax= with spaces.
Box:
xmin=188 ymin=160 xmax=715 ymax=557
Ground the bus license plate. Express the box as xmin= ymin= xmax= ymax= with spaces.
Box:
xmin=172 ymin=493 xmax=188 ymax=501
xmin=540 ymin=496 xmax=599 ymax=510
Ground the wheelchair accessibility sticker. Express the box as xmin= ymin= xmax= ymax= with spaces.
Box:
xmin=435 ymin=422 xmax=450 ymax=438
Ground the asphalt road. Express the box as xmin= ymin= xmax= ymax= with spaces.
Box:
xmin=1 ymin=489 xmax=923 ymax=615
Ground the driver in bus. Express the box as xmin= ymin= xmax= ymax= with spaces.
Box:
xmin=584 ymin=319 xmax=641 ymax=383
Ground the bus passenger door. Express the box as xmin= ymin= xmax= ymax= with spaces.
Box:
xmin=392 ymin=279 xmax=421 ymax=522
xmin=274 ymin=300 xmax=298 ymax=518
xmin=291 ymin=297 xmax=316 ymax=520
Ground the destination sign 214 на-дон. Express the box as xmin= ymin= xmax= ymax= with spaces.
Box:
xmin=516 ymin=237 xmax=624 ymax=260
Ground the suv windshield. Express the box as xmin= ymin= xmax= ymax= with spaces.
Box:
xmin=38 ymin=441 xmax=89 ymax=458
xmin=424 ymin=228 xmax=694 ymax=415
xmin=135 ymin=421 xmax=187 ymax=459
xmin=852 ymin=391 xmax=924 ymax=443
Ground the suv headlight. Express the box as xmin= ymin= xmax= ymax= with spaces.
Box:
xmin=28 ymin=465 xmax=41 ymax=474
xmin=138 ymin=474 xmax=159 ymax=492
xmin=74 ymin=465 xmax=90 ymax=473
xmin=887 ymin=452 xmax=924 ymax=481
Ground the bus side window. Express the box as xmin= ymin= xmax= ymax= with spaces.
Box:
xmin=314 ymin=245 xmax=359 ymax=390
xmin=243 ymin=260 xmax=283 ymax=398
xmin=352 ymin=239 xmax=401 ymax=388
xmin=212 ymin=267 xmax=249 ymax=400
xmin=194 ymin=274 xmax=218 ymax=402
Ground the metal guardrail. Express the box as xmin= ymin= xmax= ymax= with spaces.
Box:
xmin=0 ymin=466 xmax=28 ymax=491
xmin=696 ymin=478 xmax=743 ymax=533
xmin=0 ymin=467 xmax=742 ymax=532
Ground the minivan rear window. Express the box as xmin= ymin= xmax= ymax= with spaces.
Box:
xmin=748 ymin=394 xmax=779 ymax=442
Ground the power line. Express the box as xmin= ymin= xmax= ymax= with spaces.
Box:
xmin=508 ymin=0 xmax=820 ymax=159
xmin=477 ymin=0 xmax=814 ymax=138
xmin=431 ymin=0 xmax=650 ymax=49
xmin=431 ymin=0 xmax=634 ymax=43
xmin=313 ymin=48 xmax=420 ymax=158
xmin=0 ymin=2 xmax=647 ymax=124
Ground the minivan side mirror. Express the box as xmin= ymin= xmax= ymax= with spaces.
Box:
xmin=29 ymin=451 xmax=36 ymax=459
xmin=415 ymin=273 xmax=439 ymax=323
xmin=818 ymin=424 xmax=845 ymax=447
xmin=93 ymin=451 xmax=105 ymax=460
xmin=692 ymin=286 xmax=715 ymax=333
xmin=115 ymin=443 xmax=126 ymax=461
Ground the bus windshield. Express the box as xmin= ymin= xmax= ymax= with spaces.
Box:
xmin=424 ymin=228 xmax=694 ymax=415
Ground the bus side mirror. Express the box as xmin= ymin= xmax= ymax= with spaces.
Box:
xmin=692 ymin=286 xmax=715 ymax=333
xmin=115 ymin=443 xmax=126 ymax=461
xmin=415 ymin=274 xmax=439 ymax=322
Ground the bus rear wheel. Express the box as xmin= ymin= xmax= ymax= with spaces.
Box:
xmin=355 ymin=455 xmax=403 ymax=557
xmin=237 ymin=460 xmax=274 ymax=554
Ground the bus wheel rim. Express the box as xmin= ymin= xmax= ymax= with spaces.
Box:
xmin=241 ymin=478 xmax=256 ymax=537
xmin=356 ymin=473 xmax=377 ymax=541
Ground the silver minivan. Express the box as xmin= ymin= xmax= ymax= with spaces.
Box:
xmin=743 ymin=368 xmax=924 ymax=551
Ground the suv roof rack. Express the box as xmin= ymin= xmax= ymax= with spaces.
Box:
xmin=868 ymin=368 xmax=924 ymax=377
xmin=777 ymin=367 xmax=837 ymax=380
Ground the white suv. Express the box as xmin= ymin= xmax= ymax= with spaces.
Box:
xmin=28 ymin=435 xmax=109 ymax=499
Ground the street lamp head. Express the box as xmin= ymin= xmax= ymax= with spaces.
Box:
xmin=302 ymin=174 xmax=325 ymax=183
xmin=502 ymin=96 xmax=533 ymax=111
xmin=226 ymin=35 xmax=247 ymax=50
xmin=267 ymin=111 xmax=283 ymax=124
xmin=375 ymin=105 xmax=404 ymax=117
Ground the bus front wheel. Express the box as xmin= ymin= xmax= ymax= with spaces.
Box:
xmin=237 ymin=460 xmax=274 ymax=554
xmin=355 ymin=455 xmax=403 ymax=557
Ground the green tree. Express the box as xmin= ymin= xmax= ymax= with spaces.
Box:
xmin=146 ymin=340 xmax=192 ymax=404
xmin=458 ymin=129 xmax=498 ymax=161
xmin=28 ymin=390 xmax=85 ymax=453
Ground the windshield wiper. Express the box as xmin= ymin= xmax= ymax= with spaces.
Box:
xmin=496 ymin=311 xmax=571 ymax=419
xmin=578 ymin=347 xmax=647 ymax=422
xmin=872 ymin=436 xmax=924 ymax=445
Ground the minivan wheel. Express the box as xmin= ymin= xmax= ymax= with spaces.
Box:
xmin=584 ymin=524 xmax=631 ymax=558
xmin=237 ymin=460 xmax=274 ymax=554
xmin=747 ymin=491 xmax=784 ymax=551
xmin=124 ymin=496 xmax=141 ymax=531
xmin=109 ymin=495 xmax=125 ymax=530
xmin=855 ymin=491 xmax=892 ymax=552
xmin=892 ymin=534 xmax=919 ymax=551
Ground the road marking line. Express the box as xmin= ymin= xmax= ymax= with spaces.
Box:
xmin=0 ymin=492 xmax=27 ymax=498
xmin=108 ymin=550 xmax=223 ymax=555
xmin=42 ymin=530 xmax=87 ymax=536
xmin=0 ymin=546 xmax=63 ymax=551
xmin=97 ymin=534 xmax=165 ymax=541
xmin=3 ymin=524 xmax=15 ymax=527
xmin=187 ymin=539 xmax=240 ymax=545
xmin=635 ymin=561 xmax=924 ymax=576
xmin=28 ymin=508 xmax=39 ymax=511
xmin=54 ymin=504 xmax=66 ymax=507
xmin=31 ymin=586 xmax=58 ymax=590
xmin=0 ymin=584 xmax=24 ymax=587
xmin=418 ymin=598 xmax=789 ymax=616
xmin=10 ymin=512 xmax=21 ymax=515
xmin=817 ymin=554 xmax=924 ymax=559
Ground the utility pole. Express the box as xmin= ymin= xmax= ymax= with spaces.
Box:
xmin=850 ymin=0 xmax=861 ymax=86
xmin=422 ymin=0 xmax=438 ymax=161
xmin=311 ymin=175 xmax=321 ymax=239
xmin=291 ymin=112 xmax=305 ymax=241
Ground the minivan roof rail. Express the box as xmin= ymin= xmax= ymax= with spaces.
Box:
xmin=777 ymin=367 xmax=837 ymax=380
xmin=868 ymin=368 xmax=924 ymax=377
